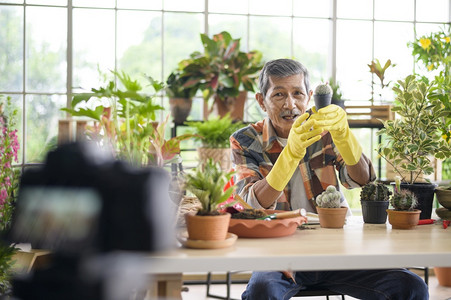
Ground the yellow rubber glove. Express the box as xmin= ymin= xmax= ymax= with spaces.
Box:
xmin=310 ymin=104 xmax=362 ymax=165
xmin=266 ymin=113 xmax=323 ymax=191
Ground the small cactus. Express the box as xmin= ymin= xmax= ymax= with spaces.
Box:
xmin=316 ymin=185 xmax=341 ymax=208
xmin=314 ymin=83 xmax=333 ymax=95
xmin=360 ymin=182 xmax=391 ymax=202
xmin=390 ymin=189 xmax=418 ymax=211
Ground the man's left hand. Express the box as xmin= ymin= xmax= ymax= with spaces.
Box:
xmin=310 ymin=105 xmax=362 ymax=165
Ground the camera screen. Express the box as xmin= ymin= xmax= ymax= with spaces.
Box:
xmin=9 ymin=187 xmax=102 ymax=254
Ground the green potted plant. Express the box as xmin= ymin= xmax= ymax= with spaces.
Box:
xmin=386 ymin=177 xmax=421 ymax=229
xmin=183 ymin=159 xmax=236 ymax=241
xmin=360 ymin=181 xmax=392 ymax=224
xmin=315 ymin=186 xmax=348 ymax=228
xmin=328 ymin=77 xmax=345 ymax=108
xmin=185 ymin=113 xmax=244 ymax=170
xmin=376 ymin=75 xmax=451 ymax=219
xmin=180 ymin=31 xmax=264 ymax=120
xmin=313 ymin=82 xmax=333 ymax=109
xmin=166 ymin=69 xmax=199 ymax=124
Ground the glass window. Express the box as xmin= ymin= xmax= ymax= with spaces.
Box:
xmin=293 ymin=0 xmax=331 ymax=18
xmin=374 ymin=0 xmax=414 ymax=21
xmin=208 ymin=14 xmax=248 ymax=46
xmin=25 ymin=94 xmax=65 ymax=163
xmin=72 ymin=0 xmax=115 ymax=8
xmin=293 ymin=18 xmax=330 ymax=88
xmin=26 ymin=6 xmax=67 ymax=93
xmin=0 ymin=6 xmax=23 ymax=92
xmin=72 ymin=8 xmax=115 ymax=92
xmin=249 ymin=16 xmax=292 ymax=61
xmin=26 ymin=0 xmax=67 ymax=5
xmin=337 ymin=0 xmax=373 ymax=19
xmin=416 ymin=0 xmax=450 ymax=22
xmin=249 ymin=0 xmax=292 ymax=16
xmin=374 ymin=21 xmax=414 ymax=102
xmin=163 ymin=12 xmax=204 ymax=77
xmin=117 ymin=10 xmax=162 ymax=82
xmin=117 ymin=0 xmax=162 ymax=10
xmin=163 ymin=0 xmax=204 ymax=12
xmin=209 ymin=0 xmax=248 ymax=14
xmin=336 ymin=20 xmax=373 ymax=102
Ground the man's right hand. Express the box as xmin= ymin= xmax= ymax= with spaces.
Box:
xmin=266 ymin=113 xmax=323 ymax=192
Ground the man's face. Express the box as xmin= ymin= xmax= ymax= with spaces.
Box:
xmin=256 ymin=74 xmax=312 ymax=138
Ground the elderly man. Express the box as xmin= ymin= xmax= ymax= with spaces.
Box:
xmin=230 ymin=59 xmax=428 ymax=300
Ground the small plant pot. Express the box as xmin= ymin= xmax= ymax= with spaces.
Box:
xmin=317 ymin=207 xmax=348 ymax=228
xmin=185 ymin=212 xmax=231 ymax=241
xmin=435 ymin=187 xmax=451 ymax=209
xmin=170 ymin=97 xmax=192 ymax=124
xmin=313 ymin=94 xmax=332 ymax=110
xmin=361 ymin=200 xmax=389 ymax=224
xmin=433 ymin=267 xmax=451 ymax=287
xmin=386 ymin=209 xmax=421 ymax=230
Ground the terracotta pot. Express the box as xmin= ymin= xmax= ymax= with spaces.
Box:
xmin=203 ymin=91 xmax=247 ymax=121
xmin=317 ymin=207 xmax=348 ymax=228
xmin=170 ymin=97 xmax=192 ymax=124
xmin=185 ymin=212 xmax=231 ymax=241
xmin=434 ymin=267 xmax=451 ymax=287
xmin=386 ymin=209 xmax=421 ymax=230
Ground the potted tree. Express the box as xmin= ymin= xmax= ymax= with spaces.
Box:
xmin=165 ymin=69 xmax=199 ymax=124
xmin=313 ymin=82 xmax=333 ymax=109
xmin=315 ymin=186 xmax=348 ymax=228
xmin=185 ymin=114 xmax=244 ymax=170
xmin=360 ymin=181 xmax=392 ymax=224
xmin=386 ymin=177 xmax=421 ymax=229
xmin=183 ymin=159 xmax=236 ymax=241
xmin=376 ymin=75 xmax=451 ymax=219
xmin=180 ymin=31 xmax=264 ymax=120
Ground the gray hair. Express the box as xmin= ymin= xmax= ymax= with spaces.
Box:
xmin=258 ymin=59 xmax=310 ymax=98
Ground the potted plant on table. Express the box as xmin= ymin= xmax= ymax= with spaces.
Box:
xmin=315 ymin=186 xmax=348 ymax=228
xmin=313 ymin=82 xmax=333 ymax=110
xmin=185 ymin=114 xmax=244 ymax=170
xmin=179 ymin=31 xmax=264 ymax=121
xmin=360 ymin=181 xmax=392 ymax=224
xmin=183 ymin=159 xmax=236 ymax=241
xmin=376 ymin=75 xmax=451 ymax=220
xmin=386 ymin=177 xmax=421 ymax=229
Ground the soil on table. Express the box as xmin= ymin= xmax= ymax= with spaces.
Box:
xmin=231 ymin=209 xmax=267 ymax=219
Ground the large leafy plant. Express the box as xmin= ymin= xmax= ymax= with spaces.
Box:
xmin=376 ymin=75 xmax=451 ymax=184
xmin=63 ymin=71 xmax=189 ymax=167
xmin=185 ymin=113 xmax=244 ymax=148
xmin=180 ymin=31 xmax=263 ymax=107
xmin=183 ymin=158 xmax=235 ymax=215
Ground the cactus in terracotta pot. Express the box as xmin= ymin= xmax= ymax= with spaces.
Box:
xmin=313 ymin=82 xmax=333 ymax=109
xmin=386 ymin=177 xmax=421 ymax=229
xmin=315 ymin=185 xmax=341 ymax=208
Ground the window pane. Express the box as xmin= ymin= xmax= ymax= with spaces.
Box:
xmin=26 ymin=6 xmax=66 ymax=93
xmin=293 ymin=19 xmax=330 ymax=88
xmin=249 ymin=0 xmax=292 ymax=16
xmin=117 ymin=0 xmax=162 ymax=10
xmin=164 ymin=0 xmax=204 ymax=12
xmin=293 ymin=0 xmax=331 ymax=18
xmin=374 ymin=0 xmax=413 ymax=21
xmin=209 ymin=0 xmax=248 ymax=14
xmin=416 ymin=0 xmax=449 ymax=22
xmin=249 ymin=16 xmax=291 ymax=61
xmin=163 ymin=12 xmax=203 ymax=77
xmin=25 ymin=94 xmax=65 ymax=163
xmin=336 ymin=20 xmax=373 ymax=102
xmin=26 ymin=0 xmax=66 ymax=5
xmin=374 ymin=22 xmax=414 ymax=102
xmin=208 ymin=14 xmax=248 ymax=49
xmin=2 ymin=0 xmax=22 ymax=3
xmin=0 ymin=6 xmax=23 ymax=92
xmin=337 ymin=0 xmax=373 ymax=19
xmin=117 ymin=10 xmax=162 ymax=82
xmin=72 ymin=0 xmax=114 ymax=8
xmin=73 ymin=8 xmax=115 ymax=92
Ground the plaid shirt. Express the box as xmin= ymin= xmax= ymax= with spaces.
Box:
xmin=230 ymin=117 xmax=376 ymax=210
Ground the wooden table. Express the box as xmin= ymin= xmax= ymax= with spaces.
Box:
xmin=146 ymin=218 xmax=451 ymax=298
